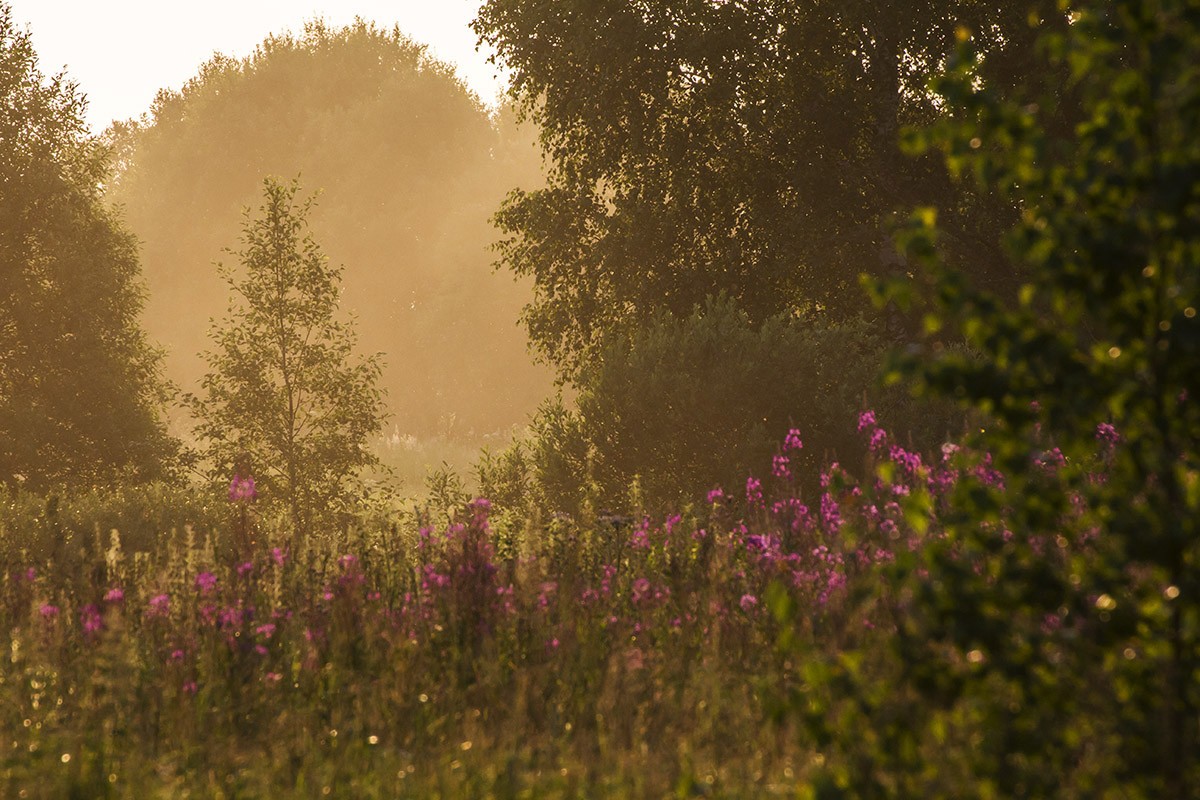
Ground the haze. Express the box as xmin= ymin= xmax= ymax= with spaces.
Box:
xmin=5 ymin=0 xmax=505 ymax=131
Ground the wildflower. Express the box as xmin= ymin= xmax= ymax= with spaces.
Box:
xmin=170 ymin=649 xmax=185 ymax=662
xmin=739 ymin=594 xmax=759 ymax=612
xmin=195 ymin=572 xmax=218 ymax=594
xmin=746 ymin=476 xmax=763 ymax=505
xmin=706 ymin=486 xmax=726 ymax=504
xmin=630 ymin=517 xmax=651 ymax=549
xmin=104 ymin=587 xmax=124 ymax=604
xmin=23 ymin=567 xmax=35 ymax=582
xmin=271 ymin=547 xmax=287 ymax=566
xmin=237 ymin=561 xmax=254 ymax=577
xmin=265 ymin=672 xmax=282 ymax=685
xmin=182 ymin=681 xmax=198 ymax=695
xmin=39 ymin=603 xmax=60 ymax=619
xmin=784 ymin=427 xmax=804 ymax=451
xmin=228 ymin=474 xmax=257 ymax=503
xmin=147 ymin=594 xmax=170 ymax=617
xmin=80 ymin=604 xmax=102 ymax=635
xmin=255 ymin=623 xmax=276 ymax=639
xmin=857 ymin=410 xmax=877 ymax=432
xmin=772 ymin=454 xmax=791 ymax=480
xmin=1095 ymin=422 xmax=1120 ymax=446
xmin=820 ymin=492 xmax=842 ymax=531
xmin=632 ymin=578 xmax=652 ymax=604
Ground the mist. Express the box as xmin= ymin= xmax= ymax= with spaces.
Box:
xmin=104 ymin=19 xmax=554 ymax=446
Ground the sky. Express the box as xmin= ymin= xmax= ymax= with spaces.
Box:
xmin=7 ymin=0 xmax=508 ymax=132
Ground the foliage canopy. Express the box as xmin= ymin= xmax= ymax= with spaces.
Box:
xmin=190 ymin=178 xmax=386 ymax=539
xmin=804 ymin=1 xmax=1200 ymax=794
xmin=0 ymin=4 xmax=175 ymax=490
xmin=106 ymin=20 xmax=552 ymax=436
xmin=473 ymin=0 xmax=1070 ymax=379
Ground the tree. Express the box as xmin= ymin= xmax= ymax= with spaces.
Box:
xmin=191 ymin=178 xmax=386 ymax=539
xmin=473 ymin=0 xmax=1072 ymax=380
xmin=105 ymin=20 xmax=553 ymax=437
xmin=824 ymin=1 xmax=1199 ymax=793
xmin=483 ymin=296 xmax=956 ymax=515
xmin=0 ymin=3 xmax=175 ymax=489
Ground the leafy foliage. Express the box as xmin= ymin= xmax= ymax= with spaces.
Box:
xmin=814 ymin=1 xmax=1200 ymax=794
xmin=190 ymin=178 xmax=386 ymax=539
xmin=480 ymin=297 xmax=960 ymax=515
xmin=105 ymin=20 xmax=552 ymax=436
xmin=0 ymin=3 xmax=175 ymax=489
xmin=473 ymin=0 xmax=1068 ymax=379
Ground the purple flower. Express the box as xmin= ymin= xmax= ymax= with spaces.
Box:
xmin=857 ymin=410 xmax=877 ymax=432
xmin=271 ymin=547 xmax=287 ymax=567
xmin=746 ymin=476 xmax=763 ymax=505
xmin=255 ymin=623 xmax=276 ymax=639
xmin=739 ymin=594 xmax=759 ymax=612
xmin=772 ymin=454 xmax=791 ymax=480
xmin=39 ymin=603 xmax=60 ymax=620
xmin=783 ymin=428 xmax=804 ymax=451
xmin=104 ymin=587 xmax=124 ymax=604
xmin=706 ymin=486 xmax=726 ymax=505
xmin=1095 ymin=422 xmax=1120 ymax=446
xmin=147 ymin=593 xmax=170 ymax=617
xmin=80 ymin=604 xmax=102 ymax=634
xmin=237 ymin=562 xmax=254 ymax=577
xmin=632 ymin=578 xmax=652 ymax=604
xmin=228 ymin=475 xmax=257 ymax=503
xmin=195 ymin=572 xmax=218 ymax=594
xmin=820 ymin=492 xmax=842 ymax=532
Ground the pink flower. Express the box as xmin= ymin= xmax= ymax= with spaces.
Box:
xmin=228 ymin=475 xmax=257 ymax=502
xmin=772 ymin=454 xmax=791 ymax=479
xmin=265 ymin=672 xmax=282 ymax=685
xmin=255 ymin=623 xmax=276 ymax=639
xmin=1095 ymin=422 xmax=1120 ymax=445
xmin=739 ymin=594 xmax=759 ymax=612
xmin=80 ymin=604 xmax=102 ymax=634
xmin=271 ymin=547 xmax=287 ymax=567
xmin=784 ymin=428 xmax=804 ymax=451
xmin=182 ymin=681 xmax=198 ymax=695
xmin=147 ymin=594 xmax=170 ymax=617
xmin=857 ymin=410 xmax=877 ymax=432
xmin=195 ymin=572 xmax=217 ymax=594
xmin=170 ymin=649 xmax=185 ymax=662
xmin=707 ymin=486 xmax=726 ymax=504
xmin=237 ymin=562 xmax=254 ymax=577
xmin=39 ymin=603 xmax=60 ymax=619
xmin=104 ymin=587 xmax=124 ymax=604
xmin=746 ymin=476 xmax=763 ymax=505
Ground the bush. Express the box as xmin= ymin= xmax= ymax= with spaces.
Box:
xmin=482 ymin=295 xmax=961 ymax=515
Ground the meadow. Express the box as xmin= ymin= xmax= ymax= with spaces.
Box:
xmin=0 ymin=414 xmax=1135 ymax=798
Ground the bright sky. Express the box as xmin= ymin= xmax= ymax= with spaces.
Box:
xmin=7 ymin=0 xmax=507 ymax=133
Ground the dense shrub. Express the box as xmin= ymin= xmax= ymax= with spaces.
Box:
xmin=480 ymin=296 xmax=961 ymax=516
